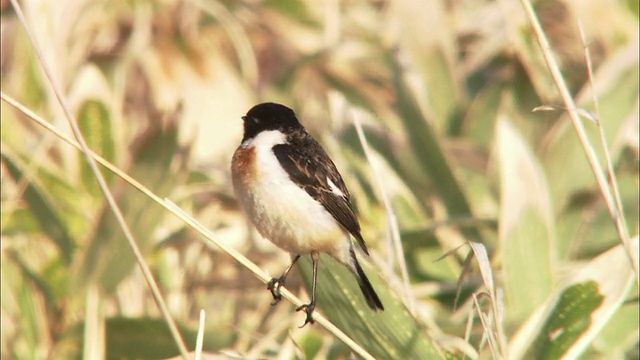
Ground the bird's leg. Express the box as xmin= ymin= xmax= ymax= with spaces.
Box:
xmin=267 ymin=254 xmax=301 ymax=305
xmin=296 ymin=252 xmax=319 ymax=327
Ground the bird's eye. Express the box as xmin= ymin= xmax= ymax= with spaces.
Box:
xmin=242 ymin=115 xmax=260 ymax=125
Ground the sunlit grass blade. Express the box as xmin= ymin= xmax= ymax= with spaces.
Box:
xmin=497 ymin=118 xmax=555 ymax=319
xmin=298 ymin=256 xmax=443 ymax=359
xmin=510 ymin=237 xmax=638 ymax=359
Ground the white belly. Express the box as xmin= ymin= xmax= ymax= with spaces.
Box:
xmin=232 ymin=131 xmax=348 ymax=257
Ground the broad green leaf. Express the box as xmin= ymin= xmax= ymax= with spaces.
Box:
xmin=557 ymin=164 xmax=639 ymax=260
xmin=8 ymin=251 xmax=68 ymax=310
xmin=1 ymin=150 xmax=74 ymax=264
xmin=263 ymin=0 xmax=319 ymax=27
xmin=298 ymin=255 xmax=442 ymax=359
xmin=336 ymin=124 xmax=432 ymax=231
xmin=390 ymin=0 xmax=462 ymax=132
xmin=561 ymin=237 xmax=638 ymax=359
xmin=17 ymin=275 xmax=41 ymax=360
xmin=391 ymin=55 xmax=480 ymax=242
xmin=1 ymin=146 xmax=92 ymax=241
xmin=73 ymin=116 xmax=187 ymax=293
xmin=77 ymin=100 xmax=115 ymax=198
xmin=1 ymin=207 xmax=41 ymax=236
xmin=523 ymin=281 xmax=604 ymax=359
xmin=103 ymin=317 xmax=227 ymax=359
xmin=410 ymin=241 xmax=460 ymax=283
xmin=595 ymin=301 xmax=639 ymax=357
xmin=510 ymin=237 xmax=638 ymax=359
xmin=497 ymin=118 xmax=555 ymax=318
xmin=628 ymin=0 xmax=639 ymax=17
xmin=9 ymin=27 xmax=48 ymax=109
xmin=295 ymin=330 xmax=324 ymax=359
xmin=464 ymin=81 xmax=505 ymax=146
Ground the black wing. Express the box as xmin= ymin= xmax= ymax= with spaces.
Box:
xmin=272 ymin=134 xmax=369 ymax=255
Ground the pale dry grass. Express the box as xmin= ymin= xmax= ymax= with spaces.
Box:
xmin=1 ymin=0 xmax=637 ymax=359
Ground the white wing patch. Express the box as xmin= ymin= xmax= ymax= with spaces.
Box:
xmin=327 ymin=177 xmax=345 ymax=198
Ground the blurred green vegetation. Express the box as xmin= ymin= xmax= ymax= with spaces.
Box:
xmin=1 ymin=0 xmax=638 ymax=359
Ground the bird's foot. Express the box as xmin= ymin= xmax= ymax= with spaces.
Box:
xmin=267 ymin=277 xmax=285 ymax=305
xmin=296 ymin=302 xmax=316 ymax=328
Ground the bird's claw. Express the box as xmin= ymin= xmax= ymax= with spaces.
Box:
xmin=267 ymin=277 xmax=284 ymax=305
xmin=296 ymin=302 xmax=316 ymax=327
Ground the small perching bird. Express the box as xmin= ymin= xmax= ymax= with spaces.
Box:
xmin=231 ymin=102 xmax=384 ymax=326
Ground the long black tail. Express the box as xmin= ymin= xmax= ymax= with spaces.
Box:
xmin=351 ymin=249 xmax=384 ymax=311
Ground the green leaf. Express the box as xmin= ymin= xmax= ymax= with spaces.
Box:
xmin=7 ymin=251 xmax=66 ymax=309
xmin=1 ymin=150 xmax=74 ymax=264
xmin=391 ymin=55 xmax=480 ymax=241
xmin=77 ymin=100 xmax=115 ymax=197
xmin=296 ymin=330 xmax=325 ymax=359
xmin=595 ymin=301 xmax=639 ymax=357
xmin=541 ymin=54 xmax=639 ymax=264
xmin=1 ymin=146 xmax=92 ymax=241
xmin=557 ymin=167 xmax=639 ymax=260
xmin=263 ymin=0 xmax=319 ymax=27
xmin=1 ymin=207 xmax=41 ymax=236
xmin=523 ymin=281 xmax=604 ymax=360
xmin=510 ymin=238 xmax=638 ymax=359
xmin=463 ymin=81 xmax=504 ymax=146
xmin=17 ymin=275 xmax=41 ymax=360
xmin=391 ymin=0 xmax=462 ymax=131
xmin=298 ymin=255 xmax=443 ymax=359
xmin=103 ymin=317 xmax=228 ymax=359
xmin=542 ymin=52 xmax=639 ymax=213
xmin=74 ymin=116 xmax=187 ymax=293
xmin=497 ymin=118 xmax=555 ymax=318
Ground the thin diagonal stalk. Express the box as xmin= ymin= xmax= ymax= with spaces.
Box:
xmin=578 ymin=21 xmax=631 ymax=262
xmin=1 ymin=92 xmax=377 ymax=360
xmin=352 ymin=110 xmax=415 ymax=312
xmin=519 ymin=0 xmax=638 ymax=288
xmin=7 ymin=1 xmax=190 ymax=358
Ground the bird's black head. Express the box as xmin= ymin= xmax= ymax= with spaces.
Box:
xmin=241 ymin=102 xmax=303 ymax=141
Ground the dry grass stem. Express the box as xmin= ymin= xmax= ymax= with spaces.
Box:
xmin=1 ymin=92 xmax=376 ymax=360
xmin=8 ymin=1 xmax=191 ymax=358
xmin=519 ymin=0 xmax=638 ymax=287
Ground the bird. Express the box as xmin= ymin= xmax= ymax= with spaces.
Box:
xmin=231 ymin=102 xmax=384 ymax=326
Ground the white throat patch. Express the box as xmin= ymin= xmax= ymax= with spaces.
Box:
xmin=242 ymin=130 xmax=288 ymax=148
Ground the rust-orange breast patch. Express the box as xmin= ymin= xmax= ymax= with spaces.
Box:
xmin=231 ymin=146 xmax=257 ymax=185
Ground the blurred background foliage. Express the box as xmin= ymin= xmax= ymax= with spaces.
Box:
xmin=1 ymin=0 xmax=638 ymax=359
